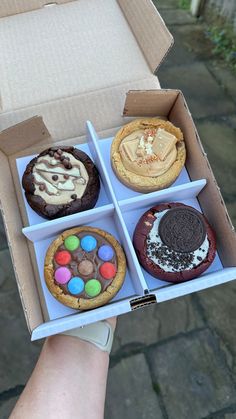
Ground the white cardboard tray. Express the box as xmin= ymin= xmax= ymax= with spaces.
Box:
xmin=16 ymin=121 xmax=236 ymax=340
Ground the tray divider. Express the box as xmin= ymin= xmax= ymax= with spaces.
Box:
xmin=32 ymin=298 xmax=131 ymax=341
xmin=87 ymin=120 xmax=149 ymax=296
xmin=119 ymin=179 xmax=207 ymax=211
xmin=155 ymin=267 xmax=236 ymax=303
xmin=23 ymin=203 xmax=114 ymax=242
xmin=113 ymin=207 xmax=148 ymax=296
xmin=87 ymin=121 xmax=118 ymax=205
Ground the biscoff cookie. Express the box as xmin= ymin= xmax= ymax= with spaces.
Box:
xmin=111 ymin=118 xmax=186 ymax=193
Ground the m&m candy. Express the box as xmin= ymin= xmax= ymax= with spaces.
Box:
xmin=78 ymin=260 xmax=94 ymax=276
xmin=85 ymin=279 xmax=101 ymax=297
xmin=99 ymin=262 xmax=117 ymax=280
xmin=98 ymin=245 xmax=114 ymax=262
xmin=54 ymin=250 xmax=71 ymax=265
xmin=64 ymin=235 xmax=80 ymax=251
xmin=81 ymin=235 xmax=97 ymax=252
xmin=68 ymin=277 xmax=85 ymax=295
xmin=55 ymin=267 xmax=71 ymax=284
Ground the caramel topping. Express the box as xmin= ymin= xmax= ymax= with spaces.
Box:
xmin=119 ymin=128 xmax=178 ymax=177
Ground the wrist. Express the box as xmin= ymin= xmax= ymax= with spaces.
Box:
xmin=60 ymin=319 xmax=116 ymax=354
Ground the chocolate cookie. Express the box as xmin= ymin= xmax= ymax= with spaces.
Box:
xmin=133 ymin=203 xmax=216 ymax=283
xmin=111 ymin=118 xmax=186 ymax=193
xmin=22 ymin=146 xmax=100 ymax=219
xmin=44 ymin=226 xmax=126 ymax=310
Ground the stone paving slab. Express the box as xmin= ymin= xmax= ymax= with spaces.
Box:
xmin=204 ymin=410 xmax=236 ymax=419
xmin=197 ymin=281 xmax=236 ymax=379
xmin=207 ymin=63 xmax=236 ymax=106
xmin=158 ymin=62 xmax=235 ymax=118
xmin=0 ymin=249 xmax=16 ymax=291
xmin=224 ymin=413 xmax=236 ymax=419
xmin=0 ymin=397 xmax=18 ymax=419
xmin=153 ymin=0 xmax=178 ymax=10
xmin=160 ymin=24 xmax=214 ymax=68
xmin=105 ymin=353 xmax=163 ymax=419
xmin=112 ymin=295 xmax=203 ymax=354
xmin=147 ymin=329 xmax=236 ymax=419
xmin=0 ymin=280 xmax=42 ymax=393
xmin=158 ymin=8 xmax=196 ymax=25
xmin=227 ymin=115 xmax=236 ymax=130
xmin=158 ymin=26 xmax=198 ymax=68
xmin=196 ymin=119 xmax=236 ymax=212
xmin=0 ymin=214 xmax=8 ymax=252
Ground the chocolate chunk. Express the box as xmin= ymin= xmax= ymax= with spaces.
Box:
xmin=67 ymin=163 xmax=72 ymax=170
xmin=39 ymin=184 xmax=45 ymax=191
xmin=159 ymin=207 xmax=206 ymax=253
xmin=64 ymin=174 xmax=69 ymax=179
xmin=57 ymin=149 xmax=62 ymax=155
xmin=49 ymin=150 xmax=54 ymax=157
xmin=54 ymin=152 xmax=60 ymax=159
xmin=71 ymin=194 xmax=77 ymax=200
xmin=60 ymin=155 xmax=65 ymax=161
xmin=52 ymin=175 xmax=58 ymax=181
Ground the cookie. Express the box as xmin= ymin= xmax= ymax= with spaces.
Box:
xmin=111 ymin=118 xmax=186 ymax=193
xmin=44 ymin=226 xmax=126 ymax=310
xmin=22 ymin=146 xmax=100 ymax=219
xmin=133 ymin=203 xmax=216 ymax=283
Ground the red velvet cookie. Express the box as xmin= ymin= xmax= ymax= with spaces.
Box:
xmin=133 ymin=203 xmax=216 ymax=283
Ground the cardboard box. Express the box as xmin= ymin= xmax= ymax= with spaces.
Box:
xmin=0 ymin=1 xmax=235 ymax=340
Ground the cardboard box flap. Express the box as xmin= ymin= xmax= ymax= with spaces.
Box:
xmin=0 ymin=0 xmax=169 ymax=113
xmin=0 ymin=116 xmax=51 ymax=156
xmin=118 ymin=0 xmax=173 ymax=73
xmin=123 ymin=89 xmax=180 ymax=116
xmin=0 ymin=0 xmax=73 ymax=18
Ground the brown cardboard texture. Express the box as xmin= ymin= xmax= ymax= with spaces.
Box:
xmin=0 ymin=0 xmax=172 ymax=142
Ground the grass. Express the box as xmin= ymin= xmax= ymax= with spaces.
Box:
xmin=205 ymin=25 xmax=236 ymax=73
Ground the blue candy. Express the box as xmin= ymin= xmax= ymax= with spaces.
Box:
xmin=68 ymin=277 xmax=85 ymax=295
xmin=81 ymin=235 xmax=97 ymax=252
xmin=98 ymin=245 xmax=114 ymax=262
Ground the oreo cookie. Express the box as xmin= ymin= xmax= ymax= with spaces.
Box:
xmin=159 ymin=207 xmax=206 ymax=253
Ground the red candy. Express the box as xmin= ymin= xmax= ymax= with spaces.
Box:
xmin=99 ymin=262 xmax=117 ymax=280
xmin=55 ymin=250 xmax=71 ymax=265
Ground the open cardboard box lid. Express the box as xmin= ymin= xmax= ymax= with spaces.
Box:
xmin=0 ymin=0 xmax=173 ymax=141
xmin=0 ymin=0 xmax=174 ymax=334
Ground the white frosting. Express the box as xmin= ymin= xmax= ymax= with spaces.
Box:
xmin=146 ymin=210 xmax=209 ymax=272
xmin=36 ymin=161 xmax=82 ymax=177
xmin=33 ymin=151 xmax=89 ymax=205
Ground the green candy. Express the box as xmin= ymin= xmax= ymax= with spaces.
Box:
xmin=64 ymin=235 xmax=80 ymax=251
xmin=85 ymin=279 xmax=102 ymax=298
